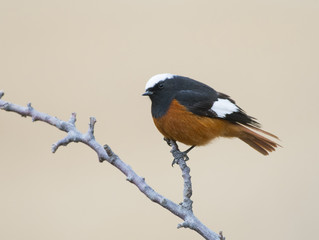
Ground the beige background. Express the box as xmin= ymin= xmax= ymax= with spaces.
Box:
xmin=1 ymin=1 xmax=318 ymax=239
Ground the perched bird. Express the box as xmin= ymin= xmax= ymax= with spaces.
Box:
xmin=143 ymin=73 xmax=279 ymax=156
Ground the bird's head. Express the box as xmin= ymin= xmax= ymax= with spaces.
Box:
xmin=142 ymin=73 xmax=176 ymax=99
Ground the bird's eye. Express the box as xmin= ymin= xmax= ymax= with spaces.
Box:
xmin=158 ymin=83 xmax=164 ymax=89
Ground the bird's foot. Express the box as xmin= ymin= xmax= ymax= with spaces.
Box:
xmin=171 ymin=145 xmax=196 ymax=167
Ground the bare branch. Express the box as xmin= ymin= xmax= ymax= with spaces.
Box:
xmin=0 ymin=91 xmax=222 ymax=240
xmin=169 ymin=140 xmax=193 ymax=211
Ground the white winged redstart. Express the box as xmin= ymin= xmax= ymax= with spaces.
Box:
xmin=143 ymin=73 xmax=279 ymax=155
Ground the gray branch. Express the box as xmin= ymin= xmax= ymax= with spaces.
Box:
xmin=0 ymin=90 xmax=224 ymax=240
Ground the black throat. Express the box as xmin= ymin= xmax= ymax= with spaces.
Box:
xmin=150 ymin=94 xmax=174 ymax=119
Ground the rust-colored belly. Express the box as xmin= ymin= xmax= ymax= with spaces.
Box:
xmin=153 ymin=99 xmax=234 ymax=146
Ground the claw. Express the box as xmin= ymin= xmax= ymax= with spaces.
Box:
xmin=171 ymin=146 xmax=195 ymax=167
xmin=171 ymin=158 xmax=178 ymax=167
xmin=171 ymin=152 xmax=189 ymax=167
xmin=168 ymin=140 xmax=196 ymax=167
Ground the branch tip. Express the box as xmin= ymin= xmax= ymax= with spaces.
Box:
xmin=160 ymin=198 xmax=167 ymax=206
xmin=27 ymin=103 xmax=33 ymax=110
xmin=0 ymin=102 xmax=9 ymax=110
xmin=177 ymin=221 xmax=190 ymax=229
xmin=89 ymin=117 xmax=96 ymax=128
xmin=219 ymin=231 xmax=226 ymax=240
xmin=98 ymin=156 xmax=107 ymax=163
xmin=69 ymin=112 xmax=77 ymax=125
xmin=126 ymin=175 xmax=133 ymax=182
xmin=51 ymin=144 xmax=58 ymax=153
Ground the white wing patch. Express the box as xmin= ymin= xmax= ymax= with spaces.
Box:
xmin=211 ymin=98 xmax=239 ymax=118
xmin=145 ymin=73 xmax=175 ymax=90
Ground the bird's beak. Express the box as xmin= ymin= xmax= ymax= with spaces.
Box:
xmin=142 ymin=90 xmax=153 ymax=96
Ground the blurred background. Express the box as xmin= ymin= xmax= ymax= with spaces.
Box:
xmin=1 ymin=1 xmax=318 ymax=239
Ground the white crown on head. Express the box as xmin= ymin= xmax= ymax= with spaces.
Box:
xmin=145 ymin=73 xmax=175 ymax=90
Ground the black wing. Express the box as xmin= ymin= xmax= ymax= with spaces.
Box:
xmin=175 ymin=90 xmax=260 ymax=128
xmin=175 ymin=89 xmax=218 ymax=118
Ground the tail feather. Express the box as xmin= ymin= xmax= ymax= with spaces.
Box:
xmin=240 ymin=136 xmax=269 ymax=155
xmin=236 ymin=125 xmax=280 ymax=155
xmin=246 ymin=124 xmax=279 ymax=140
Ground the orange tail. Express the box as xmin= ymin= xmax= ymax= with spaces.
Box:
xmin=236 ymin=125 xmax=280 ymax=155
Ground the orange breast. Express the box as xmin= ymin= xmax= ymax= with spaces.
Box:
xmin=153 ymin=99 xmax=237 ymax=146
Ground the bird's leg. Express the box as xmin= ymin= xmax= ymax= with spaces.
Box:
xmin=179 ymin=145 xmax=196 ymax=162
xmin=184 ymin=145 xmax=195 ymax=155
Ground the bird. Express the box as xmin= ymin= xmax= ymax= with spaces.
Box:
xmin=143 ymin=73 xmax=279 ymax=157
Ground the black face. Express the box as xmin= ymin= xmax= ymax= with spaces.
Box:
xmin=145 ymin=80 xmax=172 ymax=96
xmin=143 ymin=81 xmax=164 ymax=96
xmin=143 ymin=80 xmax=176 ymax=118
